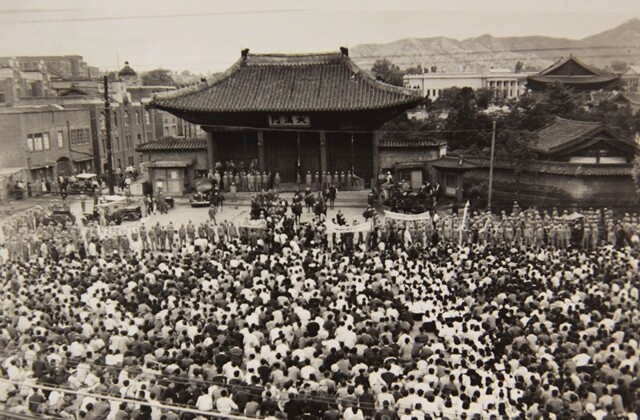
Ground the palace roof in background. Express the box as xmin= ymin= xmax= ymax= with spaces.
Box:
xmin=151 ymin=49 xmax=422 ymax=114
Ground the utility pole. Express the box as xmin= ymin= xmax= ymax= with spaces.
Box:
xmin=104 ymin=76 xmax=115 ymax=195
xmin=487 ymin=119 xmax=496 ymax=212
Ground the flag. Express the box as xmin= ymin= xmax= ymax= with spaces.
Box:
xmin=459 ymin=201 xmax=470 ymax=246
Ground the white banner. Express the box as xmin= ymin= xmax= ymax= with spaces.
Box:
xmin=384 ymin=210 xmax=432 ymax=222
xmin=98 ymin=221 xmax=141 ymax=239
xmin=237 ymin=219 xmax=267 ymax=229
xmin=325 ymin=221 xmax=372 ymax=235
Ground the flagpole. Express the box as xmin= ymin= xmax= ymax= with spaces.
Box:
xmin=487 ymin=119 xmax=496 ymax=212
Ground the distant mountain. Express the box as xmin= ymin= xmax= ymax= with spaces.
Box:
xmin=350 ymin=18 xmax=640 ymax=73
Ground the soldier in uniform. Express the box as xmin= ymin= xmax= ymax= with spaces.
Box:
xmin=154 ymin=222 xmax=163 ymax=250
xmin=147 ymin=223 xmax=157 ymax=251
xmin=187 ymin=220 xmax=196 ymax=243
xmin=178 ymin=223 xmax=187 ymax=248
xmin=166 ymin=222 xmax=175 ymax=250
xmin=139 ymin=224 xmax=148 ymax=251
xmin=156 ymin=224 xmax=166 ymax=251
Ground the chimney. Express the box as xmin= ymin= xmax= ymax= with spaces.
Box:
xmin=340 ymin=47 xmax=349 ymax=57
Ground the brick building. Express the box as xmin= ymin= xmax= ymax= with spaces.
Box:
xmin=0 ymin=105 xmax=94 ymax=181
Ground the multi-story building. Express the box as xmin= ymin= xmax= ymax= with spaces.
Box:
xmin=0 ymin=58 xmax=52 ymax=104
xmin=621 ymin=65 xmax=640 ymax=93
xmin=0 ymin=55 xmax=100 ymax=80
xmin=404 ymin=69 xmax=530 ymax=100
xmin=0 ymin=105 xmax=94 ymax=181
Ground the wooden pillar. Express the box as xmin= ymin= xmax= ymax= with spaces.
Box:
xmin=206 ymin=131 xmax=216 ymax=172
xmin=372 ymin=130 xmax=380 ymax=188
xmin=319 ymin=131 xmax=327 ymax=174
xmin=257 ymin=131 xmax=265 ymax=172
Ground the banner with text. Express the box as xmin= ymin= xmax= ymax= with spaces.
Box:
xmin=237 ymin=219 xmax=267 ymax=230
xmin=98 ymin=222 xmax=141 ymax=239
xmin=325 ymin=221 xmax=372 ymax=235
xmin=384 ymin=210 xmax=432 ymax=222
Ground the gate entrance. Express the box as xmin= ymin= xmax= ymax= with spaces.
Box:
xmin=265 ymin=131 xmax=320 ymax=182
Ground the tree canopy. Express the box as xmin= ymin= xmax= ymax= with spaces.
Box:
xmin=141 ymin=68 xmax=176 ymax=86
xmin=371 ymin=59 xmax=404 ymax=86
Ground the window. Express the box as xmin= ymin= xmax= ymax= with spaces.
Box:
xmin=126 ymin=134 xmax=131 ymax=149
xmin=100 ymin=113 xmax=106 ymax=130
xmin=128 ymin=156 xmax=134 ymax=166
xmin=27 ymin=135 xmax=34 ymax=151
xmin=144 ymin=110 xmax=150 ymax=124
xmin=114 ymin=114 xmax=118 ymax=128
xmin=34 ymin=134 xmax=43 ymax=151
xmin=57 ymin=131 xmax=64 ymax=148
xmin=43 ymin=133 xmax=50 ymax=150
xmin=147 ymin=132 xmax=151 ymax=141
xmin=135 ymin=110 xmax=140 ymax=125
xmin=69 ymin=128 xmax=90 ymax=146
xmin=124 ymin=111 xmax=129 ymax=127
xmin=137 ymin=133 xmax=141 ymax=145
xmin=170 ymin=170 xmax=179 ymax=179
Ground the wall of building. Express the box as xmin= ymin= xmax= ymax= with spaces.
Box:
xmin=464 ymin=167 xmax=639 ymax=208
xmin=107 ymin=103 xmax=155 ymax=172
xmin=141 ymin=149 xmax=208 ymax=172
xmin=379 ymin=148 xmax=441 ymax=171
xmin=404 ymin=72 xmax=529 ymax=100
xmin=0 ymin=107 xmax=94 ymax=181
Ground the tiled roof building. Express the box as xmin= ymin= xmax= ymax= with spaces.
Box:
xmin=152 ymin=51 xmax=421 ymax=114
xmin=149 ymin=49 xmax=423 ymax=184
xmin=526 ymin=56 xmax=619 ymax=92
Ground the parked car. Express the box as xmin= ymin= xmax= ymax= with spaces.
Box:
xmin=68 ymin=173 xmax=99 ymax=195
xmin=42 ymin=208 xmax=76 ymax=226
xmin=82 ymin=195 xmax=142 ymax=225
xmin=189 ymin=178 xmax=213 ymax=207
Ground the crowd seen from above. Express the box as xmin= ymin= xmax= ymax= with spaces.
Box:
xmin=0 ymin=195 xmax=639 ymax=420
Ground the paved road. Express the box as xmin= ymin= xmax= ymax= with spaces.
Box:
xmin=60 ymin=196 xmax=371 ymax=230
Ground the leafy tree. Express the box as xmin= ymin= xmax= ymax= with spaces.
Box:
xmin=141 ymin=68 xmax=176 ymax=86
xmin=475 ymin=88 xmax=495 ymax=110
xmin=494 ymin=130 xmax=538 ymax=200
xmin=405 ymin=64 xmax=423 ymax=75
xmin=514 ymin=61 xmax=524 ymax=73
xmin=371 ymin=59 xmax=404 ymax=86
xmin=544 ymin=82 xmax=578 ymax=118
xmin=610 ymin=61 xmax=628 ymax=72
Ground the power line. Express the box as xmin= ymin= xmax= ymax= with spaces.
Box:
xmin=0 ymin=9 xmax=307 ymax=24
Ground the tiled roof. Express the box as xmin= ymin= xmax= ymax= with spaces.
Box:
xmin=429 ymin=157 xmax=480 ymax=170
xmin=533 ymin=117 xmax=605 ymax=154
xmin=136 ymin=138 xmax=207 ymax=152
xmin=527 ymin=75 xmax=619 ymax=85
xmin=476 ymin=158 xmax=633 ymax=176
xmin=537 ymin=56 xmax=600 ymax=76
xmin=147 ymin=160 xmax=194 ymax=168
xmin=150 ymin=51 xmax=422 ymax=113
xmin=431 ymin=155 xmax=633 ymax=176
xmin=379 ymin=138 xmax=446 ymax=148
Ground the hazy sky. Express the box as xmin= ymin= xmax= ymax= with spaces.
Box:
xmin=1 ymin=0 xmax=639 ymax=73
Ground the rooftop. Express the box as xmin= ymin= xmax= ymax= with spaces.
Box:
xmin=137 ymin=138 xmax=207 ymax=152
xmin=533 ymin=117 xmax=605 ymax=155
xmin=151 ymin=49 xmax=422 ymax=113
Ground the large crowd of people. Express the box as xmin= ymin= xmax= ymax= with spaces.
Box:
xmin=0 ymin=195 xmax=639 ymax=419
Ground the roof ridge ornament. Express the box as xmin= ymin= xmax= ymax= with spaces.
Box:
xmin=241 ymin=49 xmax=250 ymax=59
xmin=340 ymin=47 xmax=349 ymax=57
